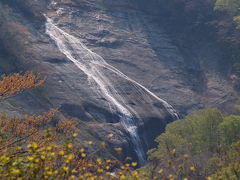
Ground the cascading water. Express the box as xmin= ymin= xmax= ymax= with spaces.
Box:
xmin=45 ymin=16 xmax=179 ymax=164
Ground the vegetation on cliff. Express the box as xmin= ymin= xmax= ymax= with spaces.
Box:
xmin=156 ymin=0 xmax=240 ymax=87
xmin=157 ymin=0 xmax=240 ymax=43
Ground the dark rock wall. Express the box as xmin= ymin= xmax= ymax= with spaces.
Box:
xmin=0 ymin=0 xmax=237 ymax=161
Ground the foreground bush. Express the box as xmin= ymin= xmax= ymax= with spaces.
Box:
xmin=0 ymin=134 xmax=140 ymax=180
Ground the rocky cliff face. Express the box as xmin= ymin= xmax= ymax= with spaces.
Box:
xmin=0 ymin=0 xmax=237 ymax=163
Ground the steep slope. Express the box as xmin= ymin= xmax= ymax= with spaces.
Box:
xmin=0 ymin=0 xmax=237 ymax=162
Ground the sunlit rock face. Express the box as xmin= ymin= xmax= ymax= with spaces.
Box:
xmin=0 ymin=0 xmax=235 ymax=163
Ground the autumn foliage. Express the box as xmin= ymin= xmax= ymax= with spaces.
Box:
xmin=0 ymin=72 xmax=45 ymax=98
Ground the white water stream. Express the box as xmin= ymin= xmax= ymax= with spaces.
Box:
xmin=45 ymin=17 xmax=179 ymax=164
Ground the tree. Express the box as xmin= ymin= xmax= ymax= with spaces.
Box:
xmin=147 ymin=108 xmax=238 ymax=179
xmin=165 ymin=108 xmax=223 ymax=153
xmin=219 ymin=115 xmax=240 ymax=145
xmin=148 ymin=132 xmax=190 ymax=164
xmin=233 ymin=16 xmax=240 ymax=29
xmin=0 ymin=72 xmax=44 ymax=100
xmin=214 ymin=0 xmax=240 ymax=14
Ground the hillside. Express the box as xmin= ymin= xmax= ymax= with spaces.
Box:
xmin=0 ymin=0 xmax=239 ymax=164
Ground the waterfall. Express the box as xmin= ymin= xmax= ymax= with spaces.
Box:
xmin=45 ymin=17 xmax=179 ymax=164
